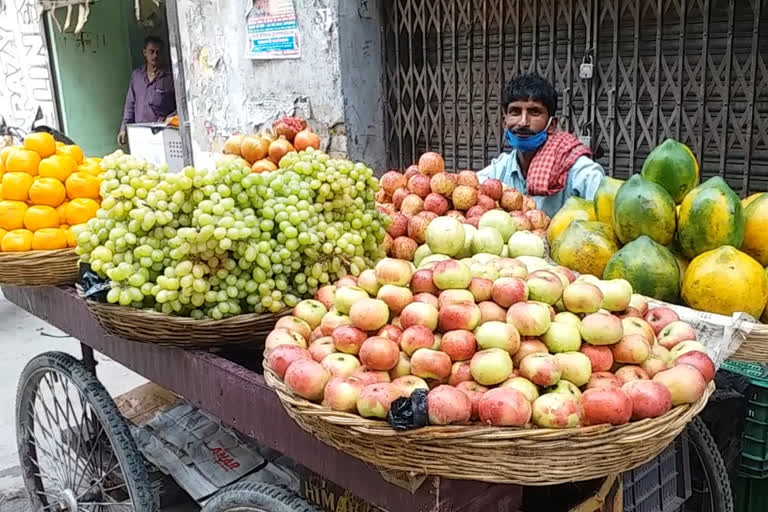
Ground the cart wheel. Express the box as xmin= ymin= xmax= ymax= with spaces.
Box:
xmin=16 ymin=351 xmax=155 ymax=511
xmin=201 ymin=482 xmax=321 ymax=512
xmin=686 ymin=416 xmax=733 ymax=512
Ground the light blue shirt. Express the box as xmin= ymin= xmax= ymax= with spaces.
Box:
xmin=477 ymin=150 xmax=605 ymax=218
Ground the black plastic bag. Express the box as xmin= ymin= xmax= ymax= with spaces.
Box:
xmin=387 ymin=389 xmax=428 ymax=430
xmin=79 ymin=262 xmax=110 ymax=302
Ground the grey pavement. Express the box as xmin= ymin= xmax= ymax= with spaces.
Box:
xmin=0 ymin=294 xmax=148 ymax=511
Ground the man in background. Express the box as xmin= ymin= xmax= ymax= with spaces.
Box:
xmin=117 ymin=36 xmax=177 ymax=146
xmin=477 ymin=73 xmax=604 ymax=217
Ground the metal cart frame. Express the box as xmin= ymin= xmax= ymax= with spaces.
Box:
xmin=5 ymin=285 xmax=525 ymax=511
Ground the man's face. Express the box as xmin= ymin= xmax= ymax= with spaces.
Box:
xmin=143 ymin=43 xmax=162 ymax=68
xmin=505 ymin=99 xmax=555 ymax=136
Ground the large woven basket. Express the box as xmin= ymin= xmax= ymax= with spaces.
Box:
xmin=0 ymin=248 xmax=79 ymax=286
xmin=85 ymin=299 xmax=290 ymax=349
xmin=730 ymin=324 xmax=768 ymax=362
xmin=265 ymin=365 xmax=713 ymax=486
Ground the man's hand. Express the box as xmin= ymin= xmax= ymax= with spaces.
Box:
xmin=117 ymin=131 xmax=127 ymax=146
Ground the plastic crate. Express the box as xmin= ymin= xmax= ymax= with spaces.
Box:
xmin=126 ymin=123 xmax=184 ymax=173
xmin=623 ymin=435 xmax=692 ymax=512
xmin=721 ymin=361 xmax=768 ymax=478
xmin=733 ymin=476 xmax=768 ymax=512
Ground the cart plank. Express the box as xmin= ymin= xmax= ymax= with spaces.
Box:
xmin=4 ymin=286 xmax=522 ymax=512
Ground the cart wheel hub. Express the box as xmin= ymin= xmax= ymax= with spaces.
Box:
xmin=59 ymin=489 xmax=77 ymax=511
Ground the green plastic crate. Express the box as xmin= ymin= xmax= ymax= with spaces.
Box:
xmin=721 ymin=361 xmax=768 ymax=478
xmin=733 ymin=476 xmax=768 ymax=512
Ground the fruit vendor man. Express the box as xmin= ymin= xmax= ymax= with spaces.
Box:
xmin=117 ymin=36 xmax=177 ymax=146
xmin=477 ymin=73 xmax=605 ymax=217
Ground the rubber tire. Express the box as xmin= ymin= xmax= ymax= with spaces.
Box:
xmin=16 ymin=351 xmax=155 ymax=511
xmin=201 ymin=482 xmax=321 ymax=512
xmin=687 ymin=416 xmax=734 ymax=512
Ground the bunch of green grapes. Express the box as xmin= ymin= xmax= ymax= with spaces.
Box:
xmin=75 ymin=148 xmax=387 ymax=318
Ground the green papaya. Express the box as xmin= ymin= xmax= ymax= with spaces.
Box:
xmin=677 ymin=176 xmax=745 ymax=260
xmin=640 ymin=139 xmax=699 ymax=203
xmin=603 ymin=235 xmax=681 ymax=303
xmin=612 ymin=174 xmax=677 ymax=246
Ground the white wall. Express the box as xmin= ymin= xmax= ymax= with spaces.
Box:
xmin=0 ymin=0 xmax=57 ymax=128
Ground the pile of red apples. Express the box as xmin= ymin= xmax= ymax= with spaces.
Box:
xmin=265 ymin=255 xmax=714 ymax=429
xmin=376 ymin=152 xmax=551 ymax=261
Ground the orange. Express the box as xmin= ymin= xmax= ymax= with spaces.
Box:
xmin=56 ymin=201 xmax=69 ymax=224
xmin=77 ymin=161 xmax=102 ymax=176
xmin=28 ymin=177 xmax=66 ymax=207
xmin=0 ymin=156 xmax=5 ymax=174
xmin=1 ymin=172 xmax=34 ymax=201
xmin=23 ymin=205 xmax=59 ymax=231
xmin=31 ymin=228 xmax=67 ymax=250
xmin=5 ymin=149 xmax=40 ymax=175
xmin=38 ymin=154 xmax=77 ymax=182
xmin=55 ymin=141 xmax=65 ymax=148
xmin=0 ymin=228 xmax=6 ymax=244
xmin=64 ymin=227 xmax=76 ymax=247
xmin=66 ymin=198 xmax=99 ymax=225
xmin=56 ymin=145 xmax=84 ymax=165
xmin=0 ymin=146 xmax=19 ymax=166
xmin=65 ymin=172 xmax=100 ymax=200
xmin=1 ymin=229 xmax=33 ymax=251
xmin=23 ymin=132 xmax=56 ymax=158
xmin=0 ymin=201 xmax=28 ymax=230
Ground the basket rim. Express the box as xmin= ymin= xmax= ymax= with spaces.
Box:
xmin=263 ymin=362 xmax=713 ymax=440
xmin=0 ymin=247 xmax=79 ymax=286
xmin=0 ymin=247 xmax=77 ymax=259
xmin=84 ymin=296 xmax=291 ymax=326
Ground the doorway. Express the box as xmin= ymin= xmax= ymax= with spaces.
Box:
xmin=45 ymin=0 xmax=172 ymax=159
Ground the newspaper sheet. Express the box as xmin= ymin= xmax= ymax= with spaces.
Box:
xmin=646 ymin=299 xmax=757 ymax=367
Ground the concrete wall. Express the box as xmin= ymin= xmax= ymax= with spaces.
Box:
xmin=337 ymin=0 xmax=386 ymax=172
xmin=174 ymin=0 xmax=385 ymax=170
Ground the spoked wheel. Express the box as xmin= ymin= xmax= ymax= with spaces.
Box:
xmin=685 ymin=416 xmax=733 ymax=512
xmin=16 ymin=351 xmax=154 ymax=511
xmin=201 ymin=482 xmax=321 ymax=512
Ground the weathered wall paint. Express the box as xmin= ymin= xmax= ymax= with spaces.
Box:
xmin=176 ymin=0 xmax=343 ymax=161
xmin=0 ymin=0 xmax=57 ymax=129
xmin=175 ymin=0 xmax=385 ymax=170
xmin=338 ymin=0 xmax=385 ymax=172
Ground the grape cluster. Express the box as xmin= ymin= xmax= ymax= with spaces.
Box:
xmin=75 ymin=149 xmax=387 ymax=318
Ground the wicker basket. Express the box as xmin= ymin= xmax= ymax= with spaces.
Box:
xmin=265 ymin=365 xmax=713 ymax=486
xmin=0 ymin=248 xmax=79 ymax=286
xmin=730 ymin=324 xmax=768 ymax=362
xmin=85 ymin=299 xmax=290 ymax=349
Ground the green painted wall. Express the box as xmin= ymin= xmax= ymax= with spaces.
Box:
xmin=47 ymin=1 xmax=168 ymax=158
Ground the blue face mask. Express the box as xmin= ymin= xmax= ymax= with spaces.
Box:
xmin=505 ymin=118 xmax=553 ymax=153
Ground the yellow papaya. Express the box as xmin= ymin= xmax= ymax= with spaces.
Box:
xmin=546 ymin=197 xmax=595 ymax=246
xmin=594 ymin=176 xmax=624 ymax=228
xmin=681 ymin=245 xmax=767 ymax=318
xmin=743 ymin=192 xmax=764 ymax=209
xmin=742 ymin=194 xmax=768 ymax=266
xmin=551 ymin=220 xmax=618 ymax=278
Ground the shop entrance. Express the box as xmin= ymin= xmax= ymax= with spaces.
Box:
xmin=383 ymin=0 xmax=768 ymax=195
xmin=44 ymin=0 xmax=172 ymax=158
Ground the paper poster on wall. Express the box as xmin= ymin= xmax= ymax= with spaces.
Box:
xmin=245 ymin=0 xmax=300 ymax=60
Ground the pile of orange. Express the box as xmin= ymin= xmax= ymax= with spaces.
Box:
xmin=0 ymin=133 xmax=102 ymax=252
